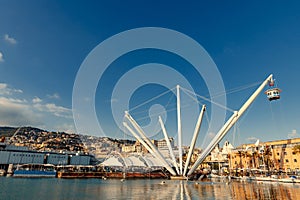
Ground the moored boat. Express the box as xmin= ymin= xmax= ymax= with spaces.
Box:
xmin=278 ymin=177 xmax=295 ymax=183
xmin=294 ymin=179 xmax=300 ymax=183
xmin=13 ymin=164 xmax=56 ymax=178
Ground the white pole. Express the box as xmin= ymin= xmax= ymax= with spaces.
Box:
xmin=177 ymin=85 xmax=183 ymax=175
xmin=183 ymin=105 xmax=206 ymax=176
xmin=187 ymin=74 xmax=273 ymax=176
xmin=123 ymin=122 xmax=156 ymax=156
xmin=188 ymin=111 xmax=238 ymax=175
xmin=159 ymin=116 xmax=180 ymax=175
xmin=124 ymin=112 xmax=177 ymax=176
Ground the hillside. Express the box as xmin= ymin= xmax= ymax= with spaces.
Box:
xmin=0 ymin=126 xmax=86 ymax=153
xmin=0 ymin=126 xmax=45 ymax=137
xmin=0 ymin=126 xmax=136 ymax=157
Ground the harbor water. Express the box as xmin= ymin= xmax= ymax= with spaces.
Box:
xmin=1 ymin=177 xmax=300 ymax=199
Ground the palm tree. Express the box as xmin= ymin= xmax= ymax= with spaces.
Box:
xmin=263 ymin=146 xmax=273 ymax=171
xmin=292 ymin=144 xmax=300 ymax=154
xmin=244 ymin=152 xmax=252 ymax=169
xmin=238 ymin=151 xmax=243 ymax=169
xmin=251 ymin=150 xmax=259 ymax=169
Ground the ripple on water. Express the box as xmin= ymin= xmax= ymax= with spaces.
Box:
xmin=1 ymin=178 xmax=300 ymax=200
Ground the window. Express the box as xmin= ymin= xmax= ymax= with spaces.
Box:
xmin=277 ymin=153 xmax=280 ymax=156
xmin=284 ymin=152 xmax=287 ymax=155
xmin=294 ymin=159 xmax=297 ymax=163
xmin=278 ymin=159 xmax=281 ymax=163
xmin=286 ymin=159 xmax=289 ymax=163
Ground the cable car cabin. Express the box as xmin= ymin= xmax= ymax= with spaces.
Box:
xmin=265 ymin=88 xmax=281 ymax=101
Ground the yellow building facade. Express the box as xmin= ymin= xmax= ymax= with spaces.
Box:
xmin=230 ymin=138 xmax=300 ymax=173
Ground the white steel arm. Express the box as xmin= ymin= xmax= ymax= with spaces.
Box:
xmin=124 ymin=111 xmax=177 ymax=176
xmin=183 ymin=104 xmax=206 ymax=176
xmin=176 ymin=85 xmax=183 ymax=175
xmin=123 ymin=122 xmax=156 ymax=156
xmin=187 ymin=74 xmax=273 ymax=176
xmin=158 ymin=116 xmax=180 ymax=175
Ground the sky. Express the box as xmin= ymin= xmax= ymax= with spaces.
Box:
xmin=0 ymin=0 xmax=300 ymax=148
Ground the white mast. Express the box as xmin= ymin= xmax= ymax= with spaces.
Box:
xmin=124 ymin=111 xmax=177 ymax=176
xmin=123 ymin=122 xmax=156 ymax=156
xmin=158 ymin=116 xmax=180 ymax=175
xmin=183 ymin=104 xmax=206 ymax=176
xmin=177 ymin=85 xmax=183 ymax=175
xmin=187 ymin=74 xmax=274 ymax=176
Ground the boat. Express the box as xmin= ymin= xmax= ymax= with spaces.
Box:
xmin=240 ymin=176 xmax=254 ymax=181
xmin=13 ymin=164 xmax=56 ymax=178
xmin=294 ymin=179 xmax=300 ymax=183
xmin=278 ymin=178 xmax=295 ymax=183
xmin=57 ymin=171 xmax=104 ymax=178
xmin=56 ymin=165 xmax=103 ymax=178
xmin=208 ymin=173 xmax=229 ymax=179
xmin=278 ymin=177 xmax=295 ymax=183
xmin=170 ymin=176 xmax=187 ymax=180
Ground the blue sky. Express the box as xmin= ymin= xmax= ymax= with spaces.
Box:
xmin=0 ymin=1 xmax=299 ymax=147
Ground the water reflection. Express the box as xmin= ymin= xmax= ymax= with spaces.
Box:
xmin=1 ymin=177 xmax=300 ymax=200
xmin=99 ymin=179 xmax=300 ymax=200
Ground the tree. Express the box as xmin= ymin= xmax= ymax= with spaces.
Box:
xmin=251 ymin=150 xmax=259 ymax=169
xmin=263 ymin=146 xmax=273 ymax=171
xmin=293 ymin=145 xmax=300 ymax=154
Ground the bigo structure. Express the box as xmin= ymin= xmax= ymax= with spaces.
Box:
xmin=123 ymin=74 xmax=280 ymax=179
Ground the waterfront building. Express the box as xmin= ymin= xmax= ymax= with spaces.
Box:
xmin=157 ymin=137 xmax=174 ymax=158
xmin=121 ymin=145 xmax=136 ymax=153
xmin=230 ymin=138 xmax=300 ymax=173
xmin=0 ymin=142 xmax=96 ymax=172
xmin=133 ymin=140 xmax=149 ymax=154
xmin=204 ymin=141 xmax=234 ymax=173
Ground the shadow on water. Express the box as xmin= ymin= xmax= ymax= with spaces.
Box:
xmin=1 ymin=177 xmax=300 ymax=200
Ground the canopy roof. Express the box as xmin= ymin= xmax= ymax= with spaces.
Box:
xmin=100 ymin=155 xmax=169 ymax=168
xmin=101 ymin=156 xmax=123 ymax=167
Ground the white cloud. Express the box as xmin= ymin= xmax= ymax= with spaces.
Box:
xmin=4 ymin=34 xmax=17 ymax=44
xmin=0 ymin=52 xmax=4 ymax=62
xmin=32 ymin=97 xmax=42 ymax=103
xmin=34 ymin=103 xmax=72 ymax=119
xmin=0 ymin=83 xmax=74 ymax=132
xmin=54 ymin=123 xmax=75 ymax=134
xmin=0 ymin=97 xmax=42 ymax=126
xmin=0 ymin=83 xmax=7 ymax=90
xmin=6 ymin=97 xmax=27 ymax=104
xmin=288 ymin=129 xmax=298 ymax=139
xmin=246 ymin=137 xmax=259 ymax=142
xmin=0 ymin=83 xmax=23 ymax=95
xmin=47 ymin=93 xmax=60 ymax=99
xmin=207 ymin=132 xmax=216 ymax=139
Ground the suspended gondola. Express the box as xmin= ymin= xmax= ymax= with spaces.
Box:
xmin=264 ymin=78 xmax=281 ymax=101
